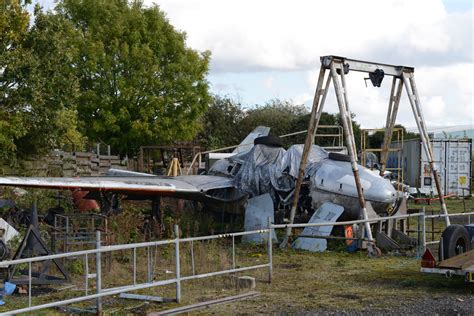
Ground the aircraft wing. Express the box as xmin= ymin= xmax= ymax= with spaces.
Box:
xmin=0 ymin=175 xmax=243 ymax=202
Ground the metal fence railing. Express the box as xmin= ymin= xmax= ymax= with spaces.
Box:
xmin=0 ymin=226 xmax=272 ymax=315
xmin=271 ymin=210 xmax=474 ymax=253
xmin=1 ymin=209 xmax=472 ymax=314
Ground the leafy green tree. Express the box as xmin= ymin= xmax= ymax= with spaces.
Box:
xmin=238 ymin=99 xmax=307 ymax=147
xmin=57 ymin=0 xmax=211 ymax=155
xmin=335 ymin=112 xmax=362 ymax=150
xmin=14 ymin=8 xmax=85 ymax=155
xmin=197 ymin=95 xmax=245 ymax=150
xmin=237 ymin=99 xmax=342 ymax=148
xmin=0 ymin=0 xmax=31 ymax=161
xmin=293 ymin=111 xmax=340 ymax=146
xmin=1 ymin=3 xmax=85 ymax=161
xmin=366 ymin=124 xmax=419 ymax=150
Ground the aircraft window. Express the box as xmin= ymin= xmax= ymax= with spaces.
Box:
xmin=231 ymin=163 xmax=241 ymax=176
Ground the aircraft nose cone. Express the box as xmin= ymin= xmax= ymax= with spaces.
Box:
xmin=370 ymin=177 xmax=397 ymax=203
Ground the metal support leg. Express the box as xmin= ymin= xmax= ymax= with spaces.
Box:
xmin=330 ymin=61 xmax=377 ymax=256
xmin=402 ymin=72 xmax=450 ymax=226
xmin=281 ymin=67 xmax=331 ymax=247
xmin=380 ymin=77 xmax=403 ymax=176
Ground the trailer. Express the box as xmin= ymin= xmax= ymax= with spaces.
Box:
xmin=421 ymin=224 xmax=474 ymax=283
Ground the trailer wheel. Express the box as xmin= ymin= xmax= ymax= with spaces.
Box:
xmin=254 ymin=136 xmax=283 ymax=147
xmin=439 ymin=225 xmax=471 ymax=260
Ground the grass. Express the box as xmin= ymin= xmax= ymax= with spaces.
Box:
xmin=405 ymin=196 xmax=473 ymax=245
xmin=0 ymin=198 xmax=472 ymax=314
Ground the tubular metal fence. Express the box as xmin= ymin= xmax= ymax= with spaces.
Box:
xmin=0 ymin=209 xmax=472 ymax=314
xmin=0 ymin=226 xmax=272 ymax=315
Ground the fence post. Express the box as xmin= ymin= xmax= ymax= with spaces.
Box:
xmin=174 ymin=225 xmax=181 ymax=303
xmin=421 ymin=207 xmax=426 ymax=254
xmin=267 ymin=217 xmax=273 ymax=283
xmin=96 ymin=230 xmax=102 ymax=315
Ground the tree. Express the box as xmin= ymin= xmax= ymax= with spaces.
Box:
xmin=365 ymin=124 xmax=420 ymax=150
xmin=293 ymin=111 xmax=340 ymax=146
xmin=1 ymin=1 xmax=83 ymax=161
xmin=14 ymin=7 xmax=85 ymax=155
xmin=335 ymin=112 xmax=362 ymax=150
xmin=0 ymin=0 xmax=31 ymax=161
xmin=238 ymin=99 xmax=309 ymax=147
xmin=197 ymin=95 xmax=245 ymax=150
xmin=57 ymin=0 xmax=211 ymax=155
xmin=199 ymin=97 xmax=343 ymax=149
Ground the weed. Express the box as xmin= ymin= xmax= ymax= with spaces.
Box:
xmin=399 ymin=279 xmax=417 ymax=287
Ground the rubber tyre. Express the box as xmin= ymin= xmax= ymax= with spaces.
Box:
xmin=439 ymin=224 xmax=471 ymax=260
xmin=254 ymin=136 xmax=283 ymax=147
xmin=328 ymin=152 xmax=351 ymax=162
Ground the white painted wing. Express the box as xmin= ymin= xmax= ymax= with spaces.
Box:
xmin=0 ymin=175 xmax=237 ymax=200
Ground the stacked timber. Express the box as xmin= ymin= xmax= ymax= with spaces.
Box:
xmin=74 ymin=152 xmax=94 ymax=176
xmin=91 ymin=155 xmax=100 ymax=176
xmin=46 ymin=152 xmax=64 ymax=177
xmin=0 ymin=150 xmax=124 ymax=177
xmin=22 ymin=158 xmax=49 ymax=176
xmin=61 ymin=152 xmax=76 ymax=177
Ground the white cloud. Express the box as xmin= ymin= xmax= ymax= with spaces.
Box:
xmin=147 ymin=0 xmax=472 ymax=128
xmin=292 ymin=92 xmax=313 ymax=106
xmin=150 ymin=0 xmax=471 ymax=71
xmin=302 ymin=62 xmax=473 ymax=128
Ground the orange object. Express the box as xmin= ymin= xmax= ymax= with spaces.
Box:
xmin=344 ymin=225 xmax=354 ymax=246
xmin=414 ymin=193 xmax=456 ymax=205
xmin=72 ymin=190 xmax=99 ymax=212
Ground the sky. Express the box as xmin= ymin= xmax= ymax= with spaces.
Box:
xmin=36 ymin=0 xmax=473 ymax=129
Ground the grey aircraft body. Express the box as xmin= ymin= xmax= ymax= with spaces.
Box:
xmin=0 ymin=127 xmax=398 ymax=222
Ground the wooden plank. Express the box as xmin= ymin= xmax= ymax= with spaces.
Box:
xmin=120 ymin=293 xmax=175 ymax=303
xmin=149 ymin=291 xmax=260 ymax=315
xmin=439 ymin=250 xmax=474 ymax=269
xmin=75 ymin=152 xmax=94 ymax=158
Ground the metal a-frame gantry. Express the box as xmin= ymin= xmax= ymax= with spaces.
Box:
xmin=282 ymin=55 xmax=450 ymax=256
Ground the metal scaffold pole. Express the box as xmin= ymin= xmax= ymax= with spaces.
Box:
xmin=379 ymin=77 xmax=404 ymax=176
xmin=280 ymin=66 xmax=331 ymax=247
xmin=282 ymin=55 xmax=450 ymax=256
xmin=402 ymin=72 xmax=450 ymax=226
xmin=329 ymin=59 xmax=377 ymax=256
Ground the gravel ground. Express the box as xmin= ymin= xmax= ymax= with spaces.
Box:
xmin=308 ymin=295 xmax=474 ymax=315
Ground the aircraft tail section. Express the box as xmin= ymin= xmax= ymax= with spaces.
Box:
xmin=233 ymin=126 xmax=270 ymax=153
